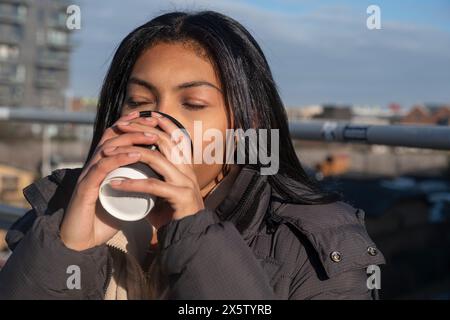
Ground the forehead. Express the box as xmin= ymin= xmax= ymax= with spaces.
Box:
xmin=130 ymin=42 xmax=221 ymax=88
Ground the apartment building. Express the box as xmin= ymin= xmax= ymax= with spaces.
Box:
xmin=0 ymin=0 xmax=72 ymax=109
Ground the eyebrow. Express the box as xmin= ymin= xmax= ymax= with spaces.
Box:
xmin=128 ymin=77 xmax=222 ymax=93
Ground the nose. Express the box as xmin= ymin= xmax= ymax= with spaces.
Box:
xmin=151 ymin=101 xmax=179 ymax=120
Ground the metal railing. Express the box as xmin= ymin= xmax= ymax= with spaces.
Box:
xmin=288 ymin=121 xmax=450 ymax=150
xmin=0 ymin=204 xmax=26 ymax=230
xmin=1 ymin=106 xmax=450 ymax=150
xmin=0 ymin=106 xmax=94 ymax=124
xmin=1 ymin=106 xmax=450 ymax=229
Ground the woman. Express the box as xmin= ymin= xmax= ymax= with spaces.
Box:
xmin=0 ymin=11 xmax=384 ymax=300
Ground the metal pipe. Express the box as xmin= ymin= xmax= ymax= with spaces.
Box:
xmin=0 ymin=106 xmax=95 ymax=125
xmin=0 ymin=204 xmax=27 ymax=230
xmin=289 ymin=120 xmax=450 ymax=150
xmin=1 ymin=107 xmax=450 ymax=149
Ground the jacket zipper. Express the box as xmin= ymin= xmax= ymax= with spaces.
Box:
xmin=225 ymin=172 xmax=271 ymax=234
xmin=103 ymin=250 xmax=113 ymax=295
xmin=236 ymin=181 xmax=267 ymax=233
xmin=103 ymin=242 xmax=151 ymax=297
xmin=102 ymin=244 xmax=125 ymax=295
xmin=265 ymin=201 xmax=287 ymax=234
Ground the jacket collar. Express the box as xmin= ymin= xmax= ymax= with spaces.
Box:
xmin=215 ymin=166 xmax=271 ymax=238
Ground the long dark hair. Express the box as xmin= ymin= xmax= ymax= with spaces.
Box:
xmin=85 ymin=10 xmax=340 ymax=205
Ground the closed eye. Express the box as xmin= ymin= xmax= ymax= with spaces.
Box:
xmin=182 ymin=103 xmax=206 ymax=110
xmin=126 ymin=98 xmax=155 ymax=108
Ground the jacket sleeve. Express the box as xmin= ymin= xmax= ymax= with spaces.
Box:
xmin=156 ymin=208 xmax=276 ymax=299
xmin=0 ymin=208 xmax=109 ymax=300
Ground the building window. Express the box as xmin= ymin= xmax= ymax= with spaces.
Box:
xmin=36 ymin=88 xmax=61 ymax=108
xmin=38 ymin=48 xmax=67 ymax=62
xmin=0 ymin=45 xmax=19 ymax=60
xmin=37 ymin=8 xmax=45 ymax=24
xmin=0 ymin=25 xmax=24 ymax=42
xmin=0 ymin=85 xmax=23 ymax=104
xmin=0 ymin=63 xmax=26 ymax=83
xmin=0 ymin=4 xmax=27 ymax=21
xmin=49 ymin=11 xmax=66 ymax=27
xmin=47 ymin=29 xmax=67 ymax=46
xmin=15 ymin=5 xmax=27 ymax=21
xmin=36 ymin=68 xmax=59 ymax=80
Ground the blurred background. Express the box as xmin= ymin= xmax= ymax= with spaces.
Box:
xmin=0 ymin=0 xmax=449 ymax=299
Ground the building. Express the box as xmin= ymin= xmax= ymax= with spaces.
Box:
xmin=312 ymin=104 xmax=353 ymax=121
xmin=285 ymin=105 xmax=323 ymax=121
xmin=401 ymin=104 xmax=450 ymax=126
xmin=351 ymin=104 xmax=402 ymax=125
xmin=0 ymin=0 xmax=73 ymax=109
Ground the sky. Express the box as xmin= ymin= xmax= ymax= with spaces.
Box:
xmin=69 ymin=0 xmax=450 ymax=107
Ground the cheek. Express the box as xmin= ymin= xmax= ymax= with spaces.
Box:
xmin=188 ymin=118 xmax=228 ymax=188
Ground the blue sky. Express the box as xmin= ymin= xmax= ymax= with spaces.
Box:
xmin=69 ymin=0 xmax=450 ymax=107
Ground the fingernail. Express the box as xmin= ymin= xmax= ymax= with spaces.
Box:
xmin=152 ymin=112 xmax=163 ymax=118
xmin=128 ymin=152 xmax=141 ymax=158
xmin=144 ymin=117 xmax=155 ymax=122
xmin=104 ymin=146 xmax=117 ymax=153
xmin=110 ymin=179 xmax=122 ymax=186
xmin=126 ymin=111 xmax=139 ymax=118
xmin=173 ymin=135 xmax=184 ymax=144
xmin=117 ymin=121 xmax=129 ymax=126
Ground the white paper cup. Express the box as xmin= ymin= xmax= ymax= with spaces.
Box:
xmin=99 ymin=162 xmax=157 ymax=221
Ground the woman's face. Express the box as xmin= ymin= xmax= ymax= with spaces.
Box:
xmin=120 ymin=42 xmax=229 ymax=193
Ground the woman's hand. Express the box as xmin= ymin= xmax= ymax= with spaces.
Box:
xmin=60 ymin=112 xmax=160 ymax=251
xmin=105 ymin=114 xmax=204 ymax=230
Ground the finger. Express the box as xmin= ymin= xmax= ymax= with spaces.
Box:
xmin=80 ymin=152 xmax=142 ymax=190
xmin=119 ymin=115 xmax=188 ymax=148
xmin=156 ymin=116 xmax=191 ymax=145
xmin=97 ymin=111 xmax=141 ymax=146
xmin=109 ymin=177 xmax=185 ymax=200
xmin=100 ymin=132 xmax=158 ymax=155
xmin=103 ymin=145 xmax=190 ymax=185
xmin=116 ymin=122 xmax=178 ymax=158
xmin=115 ymin=116 xmax=159 ymax=132
xmin=121 ymin=110 xmax=141 ymax=121
xmin=156 ymin=116 xmax=192 ymax=165
xmin=116 ymin=122 xmax=171 ymax=141
xmin=117 ymin=122 xmax=192 ymax=168
xmin=80 ymin=132 xmax=155 ymax=183
xmin=130 ymin=116 xmax=159 ymax=127
xmin=86 ymin=111 xmax=142 ymax=170
xmin=78 ymin=111 xmax=145 ymax=182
